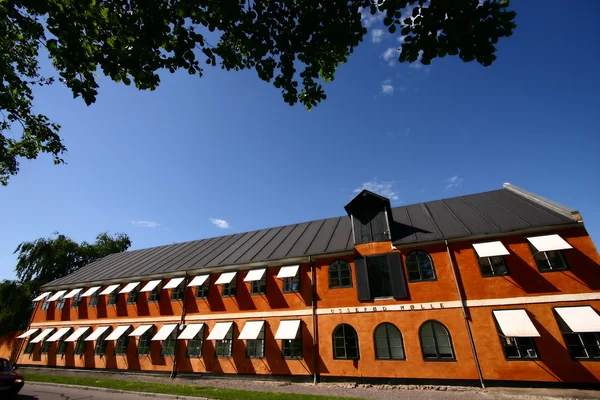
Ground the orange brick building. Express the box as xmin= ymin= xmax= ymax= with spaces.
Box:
xmin=13 ymin=183 xmax=600 ymax=387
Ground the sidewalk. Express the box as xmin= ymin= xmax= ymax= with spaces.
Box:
xmin=21 ymin=367 xmax=600 ymax=400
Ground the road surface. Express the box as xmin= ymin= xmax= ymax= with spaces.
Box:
xmin=17 ymin=383 xmax=174 ymax=400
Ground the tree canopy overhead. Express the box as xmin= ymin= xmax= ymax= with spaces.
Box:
xmin=1 ymin=0 xmax=516 ymax=185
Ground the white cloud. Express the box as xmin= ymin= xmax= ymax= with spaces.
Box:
xmin=361 ymin=10 xmax=385 ymax=28
xmin=382 ymin=47 xmax=400 ymax=62
xmin=397 ymin=35 xmax=408 ymax=43
xmin=354 ymin=179 xmax=400 ymax=202
xmin=381 ymin=79 xmax=394 ymax=95
xmin=209 ymin=218 xmax=230 ymax=229
xmin=371 ymin=28 xmax=386 ymax=43
xmin=132 ymin=220 xmax=160 ymax=228
xmin=444 ymin=176 xmax=464 ymax=190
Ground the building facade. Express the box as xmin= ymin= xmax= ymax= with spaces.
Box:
xmin=14 ymin=183 xmax=600 ymax=386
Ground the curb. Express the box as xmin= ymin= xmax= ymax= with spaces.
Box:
xmin=27 ymin=381 xmax=211 ymax=400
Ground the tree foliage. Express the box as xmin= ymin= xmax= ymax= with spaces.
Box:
xmin=1 ymin=0 xmax=516 ymax=184
xmin=0 ymin=280 xmax=34 ymax=336
xmin=14 ymin=232 xmax=131 ymax=292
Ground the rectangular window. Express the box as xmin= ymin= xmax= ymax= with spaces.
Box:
xmin=127 ymin=289 xmax=139 ymax=305
xmin=555 ymin=311 xmax=600 ymax=359
xmin=500 ymin=337 xmax=538 ymax=359
xmin=479 ymin=256 xmax=509 ymax=277
xmin=187 ymin=329 xmax=204 ymax=358
xmin=137 ymin=329 xmax=153 ymax=356
xmin=56 ymin=339 xmax=68 ymax=355
xmin=282 ymin=338 xmax=303 ymax=359
xmin=215 ymin=328 xmax=234 ymax=358
xmin=148 ymin=285 xmax=161 ymax=302
xmin=250 ymin=277 xmax=266 ymax=295
xmin=55 ymin=296 xmax=66 ymax=310
xmin=161 ymin=331 xmax=177 ymax=356
xmin=40 ymin=342 xmax=51 ymax=355
xmin=89 ymin=290 xmax=100 ymax=307
xmin=94 ymin=330 xmax=110 ymax=356
xmin=170 ymin=283 xmax=184 ymax=301
xmin=75 ymin=337 xmax=87 ymax=355
xmin=531 ymin=246 xmax=568 ymax=272
xmin=283 ymin=275 xmax=300 ymax=293
xmin=366 ymin=256 xmax=392 ymax=298
xmin=115 ymin=331 xmax=130 ymax=356
xmin=246 ymin=325 xmax=266 ymax=358
xmin=41 ymin=298 xmax=51 ymax=311
xmin=195 ymin=281 xmax=209 ymax=299
xmin=222 ymin=281 xmax=237 ymax=298
xmin=71 ymin=292 xmax=82 ymax=308
xmin=107 ymin=290 xmax=119 ymax=306
xmin=24 ymin=340 xmax=35 ymax=355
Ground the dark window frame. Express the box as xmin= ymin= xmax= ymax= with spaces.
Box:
xmin=55 ymin=295 xmax=66 ymax=310
xmin=282 ymin=325 xmax=303 ymax=360
xmin=215 ymin=325 xmax=234 ymax=358
xmin=195 ymin=280 xmax=210 ymax=299
xmin=137 ymin=327 xmax=154 ymax=356
xmin=374 ymin=322 xmax=405 ymax=360
xmin=40 ymin=297 xmax=51 ymax=311
xmin=419 ymin=320 xmax=455 ymax=361
xmin=554 ymin=307 xmax=600 ymax=360
xmin=365 ymin=254 xmax=393 ymax=298
xmin=71 ymin=292 xmax=82 ymax=308
xmin=148 ymin=284 xmax=161 ymax=303
xmin=75 ymin=336 xmax=87 ymax=355
xmin=107 ymin=288 xmax=119 ymax=306
xmin=115 ymin=329 xmax=131 ymax=356
xmin=221 ymin=280 xmax=237 ymax=298
xmin=328 ymin=260 xmax=353 ymax=289
xmin=246 ymin=323 xmax=266 ymax=359
xmin=40 ymin=341 xmax=51 ymax=355
xmin=283 ymin=274 xmax=300 ymax=293
xmin=478 ymin=255 xmax=509 ymax=277
xmin=406 ymin=250 xmax=437 ymax=282
xmin=161 ymin=330 xmax=178 ymax=356
xmin=24 ymin=339 xmax=35 ymax=355
xmin=88 ymin=289 xmax=100 ymax=307
xmin=94 ymin=329 xmax=111 ymax=356
xmin=530 ymin=244 xmax=569 ymax=272
xmin=333 ymin=324 xmax=360 ymax=360
xmin=127 ymin=288 xmax=139 ymax=305
xmin=170 ymin=283 xmax=184 ymax=301
xmin=56 ymin=338 xmax=68 ymax=355
xmin=187 ymin=328 xmax=205 ymax=358
xmin=250 ymin=275 xmax=267 ymax=296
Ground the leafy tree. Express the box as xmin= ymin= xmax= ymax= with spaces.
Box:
xmin=0 ymin=280 xmax=34 ymax=337
xmin=1 ymin=0 xmax=516 ymax=185
xmin=14 ymin=232 xmax=131 ymax=293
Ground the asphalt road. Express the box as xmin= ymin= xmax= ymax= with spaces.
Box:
xmin=16 ymin=383 xmax=167 ymax=400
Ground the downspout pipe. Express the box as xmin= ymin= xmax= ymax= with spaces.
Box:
xmin=170 ymin=271 xmax=189 ymax=379
xmin=445 ymin=240 xmax=485 ymax=389
xmin=310 ymin=256 xmax=319 ymax=385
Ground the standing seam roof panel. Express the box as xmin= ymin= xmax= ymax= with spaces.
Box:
xmin=176 ymin=235 xmax=233 ymax=271
xmin=98 ymin=243 xmax=175 ymax=281
xmin=306 ymin=217 xmax=341 ymax=255
xmin=235 ymin=227 xmax=285 ymax=264
xmin=485 ymin=190 xmax=570 ymax=226
xmin=286 ymin=219 xmax=326 ymax=258
xmin=463 ymin=194 xmax=528 ymax=231
xmin=325 ymin=216 xmax=352 ymax=252
xmin=173 ymin=237 xmax=225 ymax=271
xmin=195 ymin=233 xmax=249 ymax=268
xmin=154 ymin=239 xmax=213 ymax=274
xmin=219 ymin=229 xmax=271 ymax=266
xmin=252 ymin=224 xmax=297 ymax=262
xmin=208 ymin=231 xmax=261 ymax=267
xmin=425 ymin=200 xmax=471 ymax=238
xmin=405 ymin=204 xmax=443 ymax=243
xmin=269 ymin=222 xmax=311 ymax=260
xmin=138 ymin=239 xmax=203 ymax=276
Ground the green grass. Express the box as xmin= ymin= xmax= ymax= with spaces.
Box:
xmin=23 ymin=373 xmax=352 ymax=400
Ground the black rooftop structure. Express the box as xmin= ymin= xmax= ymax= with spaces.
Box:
xmin=43 ymin=184 xmax=581 ymax=289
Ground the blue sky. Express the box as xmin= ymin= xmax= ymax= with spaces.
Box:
xmin=1 ymin=0 xmax=599 ymax=280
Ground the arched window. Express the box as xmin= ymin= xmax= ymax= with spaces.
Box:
xmin=406 ymin=251 xmax=436 ymax=282
xmin=333 ymin=324 xmax=359 ymax=359
xmin=329 ymin=260 xmax=353 ymax=289
xmin=374 ymin=323 xmax=405 ymax=360
xmin=419 ymin=321 xmax=454 ymax=360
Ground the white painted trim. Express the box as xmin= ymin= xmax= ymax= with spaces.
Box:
xmin=29 ymin=292 xmax=600 ymax=328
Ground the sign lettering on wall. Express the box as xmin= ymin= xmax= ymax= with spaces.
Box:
xmin=319 ymin=300 xmax=462 ymax=315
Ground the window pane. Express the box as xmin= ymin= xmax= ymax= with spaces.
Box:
xmin=534 ymin=252 xmax=551 ymax=271
xmin=437 ymin=346 xmax=454 ymax=358
xmin=390 ymin=345 xmax=404 ymax=359
xmin=479 ymin=258 xmax=493 ymax=276
xmin=367 ymin=256 xmax=392 ymax=298
xmin=547 ymin=251 xmax=568 ymax=270
xmin=490 ymin=256 xmax=508 ymax=275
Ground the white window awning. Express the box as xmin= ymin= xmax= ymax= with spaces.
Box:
xmin=105 ymin=325 xmax=131 ymax=341
xmin=178 ymin=323 xmax=204 ymax=340
xmin=277 ymin=265 xmax=300 ymax=279
xmin=119 ymin=282 xmax=140 ymax=294
xmin=274 ymin=320 xmax=301 ymax=340
xmin=244 ymin=269 xmax=266 ymax=282
xmin=207 ymin=322 xmax=233 ymax=340
xmin=164 ymin=277 xmax=185 ymax=290
xmin=48 ymin=290 xmax=67 ymax=302
xmin=63 ymin=288 xmax=82 ymax=299
xmin=17 ymin=328 xmax=39 ymax=339
xmin=100 ymin=284 xmax=120 ymax=296
xmin=152 ymin=324 xmax=178 ymax=341
xmin=129 ymin=325 xmax=154 ymax=337
xmin=46 ymin=327 xmax=72 ymax=342
xmin=188 ymin=275 xmax=209 ymax=287
xmin=555 ymin=306 xmax=600 ymax=333
xmin=65 ymin=327 xmax=90 ymax=342
xmin=31 ymin=328 xmax=55 ymax=344
xmin=238 ymin=321 xmax=265 ymax=340
xmin=527 ymin=234 xmax=572 ymax=252
xmin=493 ymin=310 xmax=540 ymax=337
xmin=140 ymin=280 xmax=162 ymax=292
xmin=473 ymin=241 xmax=510 ymax=258
xmin=85 ymin=326 xmax=111 ymax=341
xmin=33 ymin=292 xmax=51 ymax=302
xmin=81 ymin=287 xmax=101 ymax=297
xmin=214 ymin=272 xmax=237 ymax=285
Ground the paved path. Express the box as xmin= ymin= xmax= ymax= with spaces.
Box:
xmin=15 ymin=382 xmax=600 ymax=400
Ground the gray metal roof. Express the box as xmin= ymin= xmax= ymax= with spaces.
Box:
xmin=43 ymin=185 xmax=578 ymax=289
